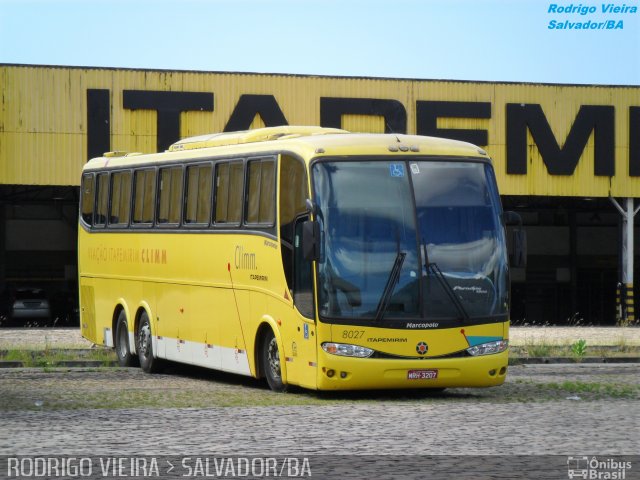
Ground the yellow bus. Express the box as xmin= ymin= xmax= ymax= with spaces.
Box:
xmin=79 ymin=126 xmax=520 ymax=391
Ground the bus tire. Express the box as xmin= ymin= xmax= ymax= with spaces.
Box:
xmin=137 ymin=311 xmax=160 ymax=373
xmin=115 ymin=310 xmax=137 ymax=367
xmin=261 ymin=329 xmax=287 ymax=392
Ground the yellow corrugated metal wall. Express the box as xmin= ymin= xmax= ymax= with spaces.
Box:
xmin=1 ymin=64 xmax=639 ymax=197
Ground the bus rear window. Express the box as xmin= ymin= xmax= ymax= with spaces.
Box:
xmin=80 ymin=174 xmax=94 ymax=225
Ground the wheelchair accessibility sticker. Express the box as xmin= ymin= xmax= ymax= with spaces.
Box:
xmin=390 ymin=164 xmax=405 ymax=177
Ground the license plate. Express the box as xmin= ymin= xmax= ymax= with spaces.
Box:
xmin=407 ymin=369 xmax=438 ymax=380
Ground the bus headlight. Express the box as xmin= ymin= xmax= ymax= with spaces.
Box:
xmin=466 ymin=340 xmax=509 ymax=356
xmin=322 ymin=342 xmax=374 ymax=358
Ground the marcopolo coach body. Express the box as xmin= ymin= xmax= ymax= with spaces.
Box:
xmin=78 ymin=126 xmax=522 ymax=391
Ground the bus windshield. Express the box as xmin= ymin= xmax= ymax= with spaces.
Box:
xmin=312 ymin=159 xmax=508 ymax=325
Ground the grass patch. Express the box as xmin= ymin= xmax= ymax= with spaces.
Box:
xmin=0 ymin=348 xmax=117 ymax=367
xmin=0 ymin=368 xmax=334 ymax=411
xmin=510 ymin=344 xmax=640 ymax=359
xmin=495 ymin=378 xmax=639 ymax=402
xmin=615 ymin=336 xmax=634 ymax=353
xmin=525 ymin=344 xmax=552 ymax=357
xmin=543 ymin=380 xmax=636 ymax=399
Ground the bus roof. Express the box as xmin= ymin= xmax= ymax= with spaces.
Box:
xmin=83 ymin=126 xmax=490 ymax=171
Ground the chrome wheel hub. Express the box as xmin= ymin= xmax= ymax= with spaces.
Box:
xmin=267 ymin=337 xmax=281 ymax=380
xmin=139 ymin=323 xmax=151 ymax=358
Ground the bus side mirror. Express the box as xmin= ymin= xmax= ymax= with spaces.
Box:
xmin=510 ymin=229 xmax=527 ymax=268
xmin=302 ymin=220 xmax=320 ymax=262
xmin=504 ymin=210 xmax=522 ymax=226
xmin=504 ymin=211 xmax=527 ymax=268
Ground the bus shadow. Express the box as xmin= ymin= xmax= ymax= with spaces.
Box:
xmin=314 ymin=388 xmax=480 ymax=402
xmin=156 ymin=361 xmax=482 ymax=402
xmin=158 ymin=360 xmax=266 ymax=390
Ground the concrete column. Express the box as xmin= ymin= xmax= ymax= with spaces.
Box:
xmin=569 ymin=211 xmax=578 ymax=317
xmin=610 ymin=197 xmax=639 ymax=324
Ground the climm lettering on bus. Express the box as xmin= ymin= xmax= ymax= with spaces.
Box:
xmin=235 ymin=245 xmax=257 ymax=271
xmin=141 ymin=248 xmax=167 ymax=264
xmin=86 ymin=89 xmax=640 ymax=178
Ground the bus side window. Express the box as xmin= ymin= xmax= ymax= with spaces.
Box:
xmin=80 ymin=174 xmax=95 ymax=226
xmin=197 ymin=165 xmax=213 ymax=224
xmin=157 ymin=167 xmax=183 ymax=225
xmin=133 ymin=169 xmax=156 ymax=225
xmin=214 ymin=161 xmax=244 ymax=225
xmin=185 ymin=163 xmax=212 ymax=226
xmin=228 ymin=162 xmax=244 ymax=224
xmin=109 ymin=171 xmax=132 ymax=226
xmin=95 ymin=173 xmax=109 ymax=227
xmin=246 ymin=158 xmax=276 ymax=226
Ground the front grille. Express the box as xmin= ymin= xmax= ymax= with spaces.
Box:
xmin=372 ymin=349 xmax=469 ymax=360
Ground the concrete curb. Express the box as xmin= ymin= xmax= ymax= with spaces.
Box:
xmin=509 ymin=357 xmax=640 ymax=365
xmin=1 ymin=327 xmax=639 ymax=350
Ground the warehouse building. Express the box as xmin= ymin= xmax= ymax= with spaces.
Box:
xmin=0 ymin=64 xmax=638 ymax=325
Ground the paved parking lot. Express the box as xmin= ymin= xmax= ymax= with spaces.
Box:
xmin=1 ymin=399 xmax=636 ymax=456
xmin=0 ymin=328 xmax=637 ymax=479
xmin=0 ymin=363 xmax=637 ymax=456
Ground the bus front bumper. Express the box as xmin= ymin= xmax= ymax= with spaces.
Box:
xmin=315 ymin=349 xmax=509 ymax=390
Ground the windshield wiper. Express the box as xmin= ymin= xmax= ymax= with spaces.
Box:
xmin=427 ymin=262 xmax=470 ymax=324
xmin=374 ymin=252 xmax=406 ymax=323
xmin=422 ymin=238 xmax=470 ymax=323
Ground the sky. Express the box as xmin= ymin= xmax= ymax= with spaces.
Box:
xmin=0 ymin=0 xmax=639 ymax=85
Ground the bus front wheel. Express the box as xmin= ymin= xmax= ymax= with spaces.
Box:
xmin=115 ymin=310 xmax=137 ymax=367
xmin=261 ymin=330 xmax=286 ymax=392
xmin=137 ymin=312 xmax=160 ymax=373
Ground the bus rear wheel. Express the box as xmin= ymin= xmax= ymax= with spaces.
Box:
xmin=115 ymin=310 xmax=137 ymax=367
xmin=261 ymin=330 xmax=286 ymax=392
xmin=137 ymin=312 xmax=160 ymax=373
